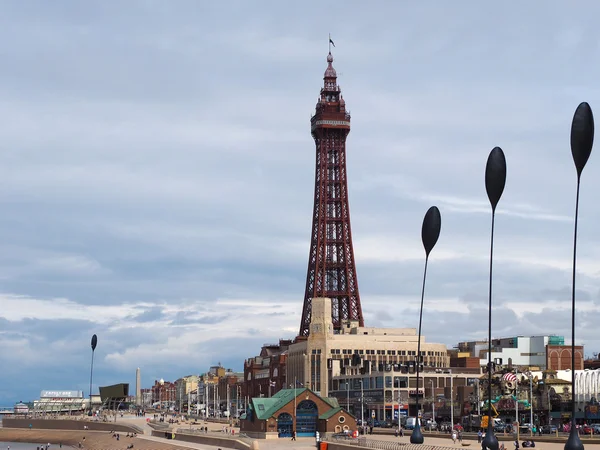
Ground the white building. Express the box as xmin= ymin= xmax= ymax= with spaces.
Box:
xmin=459 ymin=335 xmax=565 ymax=369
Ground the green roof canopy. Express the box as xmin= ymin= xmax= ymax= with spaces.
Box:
xmin=247 ymin=388 xmax=341 ymax=420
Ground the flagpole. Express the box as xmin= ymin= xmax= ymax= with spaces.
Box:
xmin=328 ymin=33 xmax=331 ymax=53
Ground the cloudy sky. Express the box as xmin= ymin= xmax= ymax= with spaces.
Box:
xmin=2 ymin=1 xmax=600 ymax=405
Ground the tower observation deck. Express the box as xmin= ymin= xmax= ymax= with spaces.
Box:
xmin=299 ymin=52 xmax=364 ymax=337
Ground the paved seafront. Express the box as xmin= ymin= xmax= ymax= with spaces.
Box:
xmin=3 ymin=415 xmax=600 ymax=450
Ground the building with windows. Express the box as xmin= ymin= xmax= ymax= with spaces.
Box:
xmin=457 ymin=335 xmax=582 ymax=370
xmin=33 ymin=390 xmax=87 ymax=414
xmin=150 ymin=379 xmax=177 ymax=409
xmin=329 ymin=367 xmax=482 ymax=423
xmin=175 ymin=375 xmax=200 ymax=413
xmin=286 ymin=298 xmax=452 ymax=400
xmin=244 ymin=340 xmax=290 ymax=400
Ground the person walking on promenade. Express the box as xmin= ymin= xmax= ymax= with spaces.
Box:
xmin=291 ymin=429 xmax=296 ymax=441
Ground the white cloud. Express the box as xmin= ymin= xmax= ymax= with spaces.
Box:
xmin=2 ymin=1 xmax=600 ymax=404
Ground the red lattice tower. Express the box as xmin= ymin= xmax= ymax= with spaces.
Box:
xmin=299 ymin=52 xmax=364 ymax=337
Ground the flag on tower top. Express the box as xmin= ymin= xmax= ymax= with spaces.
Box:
xmin=329 ymin=36 xmax=335 ymax=47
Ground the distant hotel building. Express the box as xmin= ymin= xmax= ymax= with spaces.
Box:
xmin=457 ymin=335 xmax=583 ymax=371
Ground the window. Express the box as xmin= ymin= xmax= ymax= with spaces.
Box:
xmin=394 ymin=377 xmax=408 ymax=388
xmin=385 ymin=376 xmax=392 ymax=388
xmin=258 ymin=404 xmax=265 ymax=411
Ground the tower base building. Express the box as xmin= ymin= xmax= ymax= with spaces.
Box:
xmin=288 ymin=298 xmax=451 ymax=396
xmin=287 ymin=298 xmax=480 ymax=423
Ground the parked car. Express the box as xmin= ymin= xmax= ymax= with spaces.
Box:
xmin=426 ymin=420 xmax=438 ymax=430
xmin=494 ymin=423 xmax=507 ymax=433
xmin=541 ymin=425 xmax=557 ymax=434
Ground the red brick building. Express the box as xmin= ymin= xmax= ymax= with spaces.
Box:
xmin=150 ymin=379 xmax=177 ymax=407
xmin=240 ymin=388 xmax=356 ymax=439
xmin=243 ymin=340 xmax=291 ymax=399
xmin=546 ymin=345 xmax=584 ymax=371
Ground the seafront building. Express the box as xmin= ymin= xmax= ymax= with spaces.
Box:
xmin=288 ymin=298 xmax=481 ymax=422
xmin=456 ymin=335 xmax=584 ymax=371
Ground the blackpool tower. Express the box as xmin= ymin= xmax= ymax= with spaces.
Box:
xmin=299 ymin=52 xmax=364 ymax=337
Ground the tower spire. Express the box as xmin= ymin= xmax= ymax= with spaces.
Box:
xmin=299 ymin=52 xmax=363 ymax=337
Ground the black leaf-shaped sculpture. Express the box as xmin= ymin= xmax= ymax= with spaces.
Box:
xmin=411 ymin=206 xmax=441 ymax=445
xmin=89 ymin=334 xmax=98 ymax=416
xmin=485 ymin=147 xmax=506 ymax=213
xmin=571 ymin=102 xmax=594 ymax=177
xmin=482 ymin=147 xmax=506 ymax=450
xmin=422 ymin=206 xmax=441 ymax=256
xmin=565 ymin=102 xmax=594 ymax=450
xmin=91 ymin=334 xmax=98 ymax=351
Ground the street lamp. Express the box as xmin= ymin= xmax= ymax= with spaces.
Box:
xmin=360 ymin=379 xmax=364 ymax=429
xmin=476 ymin=379 xmax=481 ymax=416
xmin=565 ymin=102 xmax=594 ymax=450
xmin=483 ymin=146 xmax=507 ymax=450
xmin=89 ymin=334 xmax=98 ymax=416
xmin=430 ymin=380 xmax=435 ymax=431
xmin=450 ymin=369 xmax=454 ymax=431
xmin=347 ymin=378 xmax=350 ymax=412
xmin=410 ymin=206 xmax=442 ymax=445
xmin=525 ymin=372 xmax=534 ymax=436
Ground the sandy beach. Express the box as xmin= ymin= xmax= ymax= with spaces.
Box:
xmin=0 ymin=428 xmax=205 ymax=450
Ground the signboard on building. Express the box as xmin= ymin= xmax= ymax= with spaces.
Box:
xmin=255 ymin=369 xmax=270 ymax=379
xmin=330 ymin=389 xmax=384 ymax=405
xmin=40 ymin=390 xmax=83 ymax=399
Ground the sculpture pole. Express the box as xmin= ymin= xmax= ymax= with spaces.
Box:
xmin=482 ymin=147 xmax=506 ymax=450
xmin=89 ymin=334 xmax=98 ymax=416
xmin=410 ymin=206 xmax=441 ymax=444
xmin=565 ymin=102 xmax=594 ymax=450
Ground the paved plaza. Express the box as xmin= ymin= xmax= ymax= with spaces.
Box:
xmin=114 ymin=415 xmax=600 ymax=450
